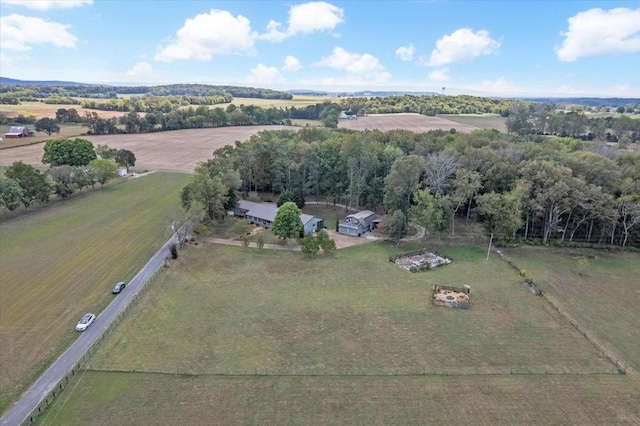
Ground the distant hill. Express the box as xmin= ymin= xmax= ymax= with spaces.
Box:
xmin=0 ymin=77 xmax=94 ymax=86
xmin=288 ymin=89 xmax=439 ymax=97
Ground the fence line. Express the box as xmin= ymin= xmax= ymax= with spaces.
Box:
xmin=85 ymin=364 xmax=623 ymax=377
xmin=21 ymin=222 xmax=190 ymax=426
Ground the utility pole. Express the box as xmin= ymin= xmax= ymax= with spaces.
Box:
xmin=486 ymin=233 xmax=493 ymax=262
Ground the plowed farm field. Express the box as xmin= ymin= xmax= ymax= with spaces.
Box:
xmin=0 ymin=114 xmax=475 ymax=172
xmin=338 ymin=113 xmax=477 ymax=133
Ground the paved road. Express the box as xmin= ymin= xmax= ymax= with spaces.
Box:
xmin=1 ymin=233 xmax=179 ymax=426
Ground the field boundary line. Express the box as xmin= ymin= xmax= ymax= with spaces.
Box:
xmin=85 ymin=366 xmax=624 ymax=377
xmin=498 ymin=250 xmax=633 ymax=376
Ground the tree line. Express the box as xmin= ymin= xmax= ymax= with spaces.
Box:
xmin=182 ymin=127 xmax=640 ymax=247
xmin=0 ymin=83 xmax=292 ymax=104
xmin=0 ymin=139 xmax=135 ymax=213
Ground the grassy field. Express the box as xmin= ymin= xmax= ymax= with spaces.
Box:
xmin=35 ymin=239 xmax=640 ymax=424
xmin=504 ymin=246 xmax=640 ymax=371
xmin=0 ymin=172 xmax=190 ymax=414
xmin=229 ymin=96 xmax=331 ymax=109
xmin=439 ymin=114 xmax=507 ymax=133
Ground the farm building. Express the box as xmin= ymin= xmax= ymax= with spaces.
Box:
xmin=233 ymin=200 xmax=324 ymax=234
xmin=117 ymin=167 xmax=128 ymax=177
xmin=338 ymin=210 xmax=377 ymax=236
xmin=339 ymin=111 xmax=356 ymax=119
xmin=4 ymin=126 xmax=34 ymax=138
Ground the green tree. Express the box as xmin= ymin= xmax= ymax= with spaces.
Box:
xmin=0 ymin=177 xmax=24 ymax=212
xmin=34 ymin=117 xmax=60 ymax=136
xmin=181 ymin=165 xmax=230 ymax=221
xmin=388 ymin=209 xmax=408 ymax=244
xmin=272 ymin=201 xmax=303 ymax=240
xmin=89 ymin=158 xmax=118 ymax=189
xmin=42 ymin=138 xmax=97 ymax=166
xmin=383 ymin=154 xmax=424 ymax=213
xmin=5 ymin=161 xmax=51 ymax=208
xmin=316 ymin=229 xmax=336 ymax=253
xmin=48 ymin=165 xmax=78 ymax=198
xmin=410 ymin=188 xmax=449 ymax=239
xmin=301 ymin=233 xmax=320 ymax=255
xmin=95 ymin=144 xmax=116 ymax=159
xmin=114 ymin=149 xmax=136 ymax=171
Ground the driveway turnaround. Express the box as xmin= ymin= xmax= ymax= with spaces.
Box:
xmin=1 ymin=233 xmax=179 ymax=426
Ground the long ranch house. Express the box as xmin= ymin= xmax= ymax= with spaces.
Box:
xmin=233 ymin=200 xmax=324 ymax=234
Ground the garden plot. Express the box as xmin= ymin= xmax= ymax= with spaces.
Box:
xmin=394 ymin=251 xmax=452 ymax=272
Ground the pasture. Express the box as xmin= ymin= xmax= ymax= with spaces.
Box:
xmin=0 ymin=124 xmax=85 ymax=150
xmin=0 ymin=172 xmax=190 ymax=414
xmin=35 ymin=240 xmax=640 ymax=424
xmin=504 ymin=246 xmax=640 ymax=371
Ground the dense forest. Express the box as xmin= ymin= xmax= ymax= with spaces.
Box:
xmin=182 ymin=127 xmax=640 ymax=248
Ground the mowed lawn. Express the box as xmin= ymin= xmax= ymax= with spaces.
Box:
xmin=90 ymin=243 xmax=612 ymax=375
xmin=505 ymin=246 xmax=640 ymax=371
xmin=40 ymin=242 xmax=640 ymax=425
xmin=0 ymin=172 xmax=189 ymax=414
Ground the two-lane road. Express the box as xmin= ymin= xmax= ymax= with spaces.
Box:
xmin=1 ymin=233 xmax=178 ymax=426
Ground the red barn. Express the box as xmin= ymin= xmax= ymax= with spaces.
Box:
xmin=4 ymin=126 xmax=33 ymax=138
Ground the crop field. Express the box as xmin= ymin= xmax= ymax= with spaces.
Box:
xmin=0 ymin=172 xmax=190 ymax=414
xmin=229 ymin=96 xmax=331 ymax=108
xmin=439 ymin=113 xmax=507 ymax=133
xmin=338 ymin=113 xmax=478 ymax=133
xmin=504 ymin=246 xmax=640 ymax=371
xmin=0 ymin=126 xmax=291 ymax=172
xmin=0 ymin=101 xmax=125 ymax=121
xmin=36 ymin=240 xmax=640 ymax=424
xmin=1 ymin=114 xmax=479 ymax=173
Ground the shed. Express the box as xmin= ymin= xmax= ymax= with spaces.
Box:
xmin=338 ymin=210 xmax=377 ymax=236
xmin=4 ymin=126 xmax=32 ymax=138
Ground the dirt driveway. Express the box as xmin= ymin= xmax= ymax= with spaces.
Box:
xmin=324 ymin=229 xmax=373 ymax=249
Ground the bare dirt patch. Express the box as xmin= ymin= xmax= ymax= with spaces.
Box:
xmin=338 ymin=113 xmax=478 ymax=133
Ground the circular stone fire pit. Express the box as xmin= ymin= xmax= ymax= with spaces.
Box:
xmin=445 ymin=295 xmax=456 ymax=301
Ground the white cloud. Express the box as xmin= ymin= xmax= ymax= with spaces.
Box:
xmin=428 ymin=68 xmax=450 ymax=82
xmin=425 ymin=28 xmax=500 ymax=66
xmin=246 ymin=63 xmax=284 ymax=84
xmin=126 ymin=61 xmax=153 ymax=77
xmin=282 ymin=55 xmax=302 ymax=72
xmin=154 ymin=9 xmax=256 ymax=62
xmin=556 ymin=7 xmax=640 ymax=62
xmin=1 ymin=0 xmax=92 ymax=10
xmin=260 ymin=1 xmax=344 ymax=42
xmin=0 ymin=14 xmax=77 ymax=51
xmin=315 ymin=46 xmax=391 ymax=84
xmin=395 ymin=44 xmax=415 ymax=61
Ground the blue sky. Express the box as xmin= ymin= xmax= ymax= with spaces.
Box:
xmin=1 ymin=0 xmax=639 ymax=97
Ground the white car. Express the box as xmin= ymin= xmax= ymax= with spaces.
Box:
xmin=76 ymin=313 xmax=96 ymax=331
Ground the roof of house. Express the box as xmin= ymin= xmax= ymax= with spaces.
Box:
xmin=238 ymin=200 xmax=320 ymax=226
xmin=246 ymin=203 xmax=278 ymax=223
xmin=347 ymin=210 xmax=376 ymax=220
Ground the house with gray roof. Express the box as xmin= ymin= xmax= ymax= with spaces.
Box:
xmin=233 ymin=200 xmax=324 ymax=234
xmin=338 ymin=210 xmax=377 ymax=236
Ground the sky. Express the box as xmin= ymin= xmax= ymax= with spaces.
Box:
xmin=0 ymin=0 xmax=639 ymax=97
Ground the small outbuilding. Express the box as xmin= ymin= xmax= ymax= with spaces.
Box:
xmin=4 ymin=126 xmax=33 ymax=138
xmin=338 ymin=210 xmax=377 ymax=236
